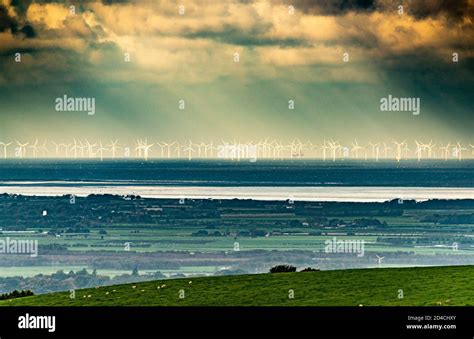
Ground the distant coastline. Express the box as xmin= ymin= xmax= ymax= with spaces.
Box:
xmin=0 ymin=185 xmax=473 ymax=202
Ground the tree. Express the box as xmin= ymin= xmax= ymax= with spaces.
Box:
xmin=269 ymin=265 xmax=297 ymax=273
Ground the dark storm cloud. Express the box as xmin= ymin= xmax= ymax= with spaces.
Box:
xmin=382 ymin=0 xmax=474 ymax=21
xmin=185 ymin=26 xmax=308 ymax=47
xmin=0 ymin=3 xmax=36 ymax=38
xmin=274 ymin=0 xmax=472 ymax=22
xmin=272 ymin=0 xmax=376 ymax=15
xmin=0 ymin=4 xmax=18 ymax=32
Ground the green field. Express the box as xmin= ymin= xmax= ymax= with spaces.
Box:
xmin=2 ymin=265 xmax=474 ymax=306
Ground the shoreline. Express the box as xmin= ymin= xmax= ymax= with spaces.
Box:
xmin=0 ymin=185 xmax=473 ymax=202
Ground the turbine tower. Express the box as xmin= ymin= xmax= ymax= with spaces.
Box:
xmin=0 ymin=142 xmax=12 ymax=159
xmin=183 ymin=141 xmax=195 ymax=161
xmin=376 ymin=255 xmax=384 ymax=268
xmin=351 ymin=139 xmax=364 ymax=159
xmin=28 ymin=139 xmax=40 ymax=157
xmin=439 ymin=142 xmax=451 ymax=161
xmin=107 ymin=139 xmax=120 ymax=158
xmin=15 ymin=140 xmax=29 ymax=158
xmin=392 ymin=140 xmax=406 ymax=162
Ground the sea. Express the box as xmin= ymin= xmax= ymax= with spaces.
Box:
xmin=0 ymin=159 xmax=472 ymax=202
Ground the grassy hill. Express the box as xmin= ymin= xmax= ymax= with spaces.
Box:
xmin=1 ymin=265 xmax=474 ymax=306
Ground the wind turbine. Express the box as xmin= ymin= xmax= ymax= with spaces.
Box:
xmin=414 ymin=140 xmax=424 ymax=162
xmin=15 ymin=140 xmax=29 ymax=158
xmin=162 ymin=142 xmax=175 ymax=158
xmin=439 ymin=142 xmax=451 ymax=161
xmin=70 ymin=138 xmax=80 ymax=159
xmin=327 ymin=139 xmax=340 ymax=162
xmin=60 ymin=143 xmax=71 ymax=158
xmin=205 ymin=141 xmax=215 ymax=158
xmin=368 ymin=142 xmax=380 ymax=161
xmin=183 ymin=141 xmax=195 ymax=161
xmin=382 ymin=142 xmax=391 ymax=158
xmin=351 ymin=139 xmax=364 ymax=159
xmin=321 ymin=140 xmax=330 ymax=161
xmin=78 ymin=140 xmax=85 ymax=158
xmin=39 ymin=140 xmax=48 ymax=157
xmin=141 ymin=140 xmax=154 ymax=161
xmin=97 ymin=141 xmax=107 ymax=161
xmin=156 ymin=142 xmax=165 ymax=158
xmin=84 ymin=140 xmax=96 ymax=158
xmin=28 ymin=139 xmax=39 ymax=157
xmin=454 ymin=142 xmax=467 ymax=161
xmin=135 ymin=139 xmax=144 ymax=158
xmin=175 ymin=142 xmax=181 ymax=158
xmin=0 ymin=141 xmax=12 ymax=159
xmin=51 ymin=141 xmax=61 ymax=156
xmin=426 ymin=141 xmax=436 ymax=158
xmin=376 ymin=255 xmax=384 ymax=268
xmin=107 ymin=139 xmax=120 ymax=158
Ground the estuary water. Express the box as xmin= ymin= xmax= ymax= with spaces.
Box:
xmin=0 ymin=159 xmax=472 ymax=201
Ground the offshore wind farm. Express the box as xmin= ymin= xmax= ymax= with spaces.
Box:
xmin=0 ymin=138 xmax=472 ymax=161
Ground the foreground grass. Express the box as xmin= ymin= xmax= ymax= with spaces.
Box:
xmin=1 ymin=265 xmax=473 ymax=306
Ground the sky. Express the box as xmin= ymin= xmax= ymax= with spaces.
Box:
xmin=0 ymin=0 xmax=473 ymax=144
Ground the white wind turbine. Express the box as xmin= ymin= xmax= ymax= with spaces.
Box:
xmin=28 ymin=139 xmax=39 ymax=157
xmin=71 ymin=138 xmax=80 ymax=159
xmin=162 ymin=142 xmax=175 ymax=158
xmin=439 ymin=142 xmax=451 ymax=161
xmin=156 ymin=142 xmax=165 ymax=158
xmin=0 ymin=141 xmax=12 ymax=159
xmin=78 ymin=140 xmax=85 ymax=158
xmin=135 ymin=139 xmax=144 ymax=158
xmin=414 ymin=140 xmax=424 ymax=162
xmin=51 ymin=141 xmax=61 ymax=157
xmin=368 ymin=142 xmax=380 ymax=161
xmin=454 ymin=142 xmax=467 ymax=161
xmin=84 ymin=140 xmax=97 ymax=158
xmin=107 ymin=140 xmax=120 ymax=158
xmin=402 ymin=143 xmax=410 ymax=159
xmin=376 ymin=255 xmax=384 ymax=268
xmin=39 ymin=140 xmax=48 ymax=157
xmin=351 ymin=139 xmax=364 ymax=159
xmin=392 ymin=141 xmax=405 ymax=162
xmin=206 ymin=141 xmax=215 ymax=158
xmin=97 ymin=141 xmax=107 ymax=161
xmin=382 ymin=142 xmax=391 ymax=158
xmin=426 ymin=141 xmax=436 ymax=158
xmin=321 ymin=140 xmax=330 ymax=161
xmin=175 ymin=142 xmax=181 ymax=158
xmin=60 ymin=143 xmax=72 ymax=158
xmin=327 ymin=139 xmax=340 ymax=162
xmin=15 ymin=140 xmax=29 ymax=158
xmin=141 ymin=139 xmax=154 ymax=161
xmin=183 ymin=141 xmax=195 ymax=161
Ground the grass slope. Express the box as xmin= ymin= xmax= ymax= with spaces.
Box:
xmin=1 ymin=266 xmax=474 ymax=306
